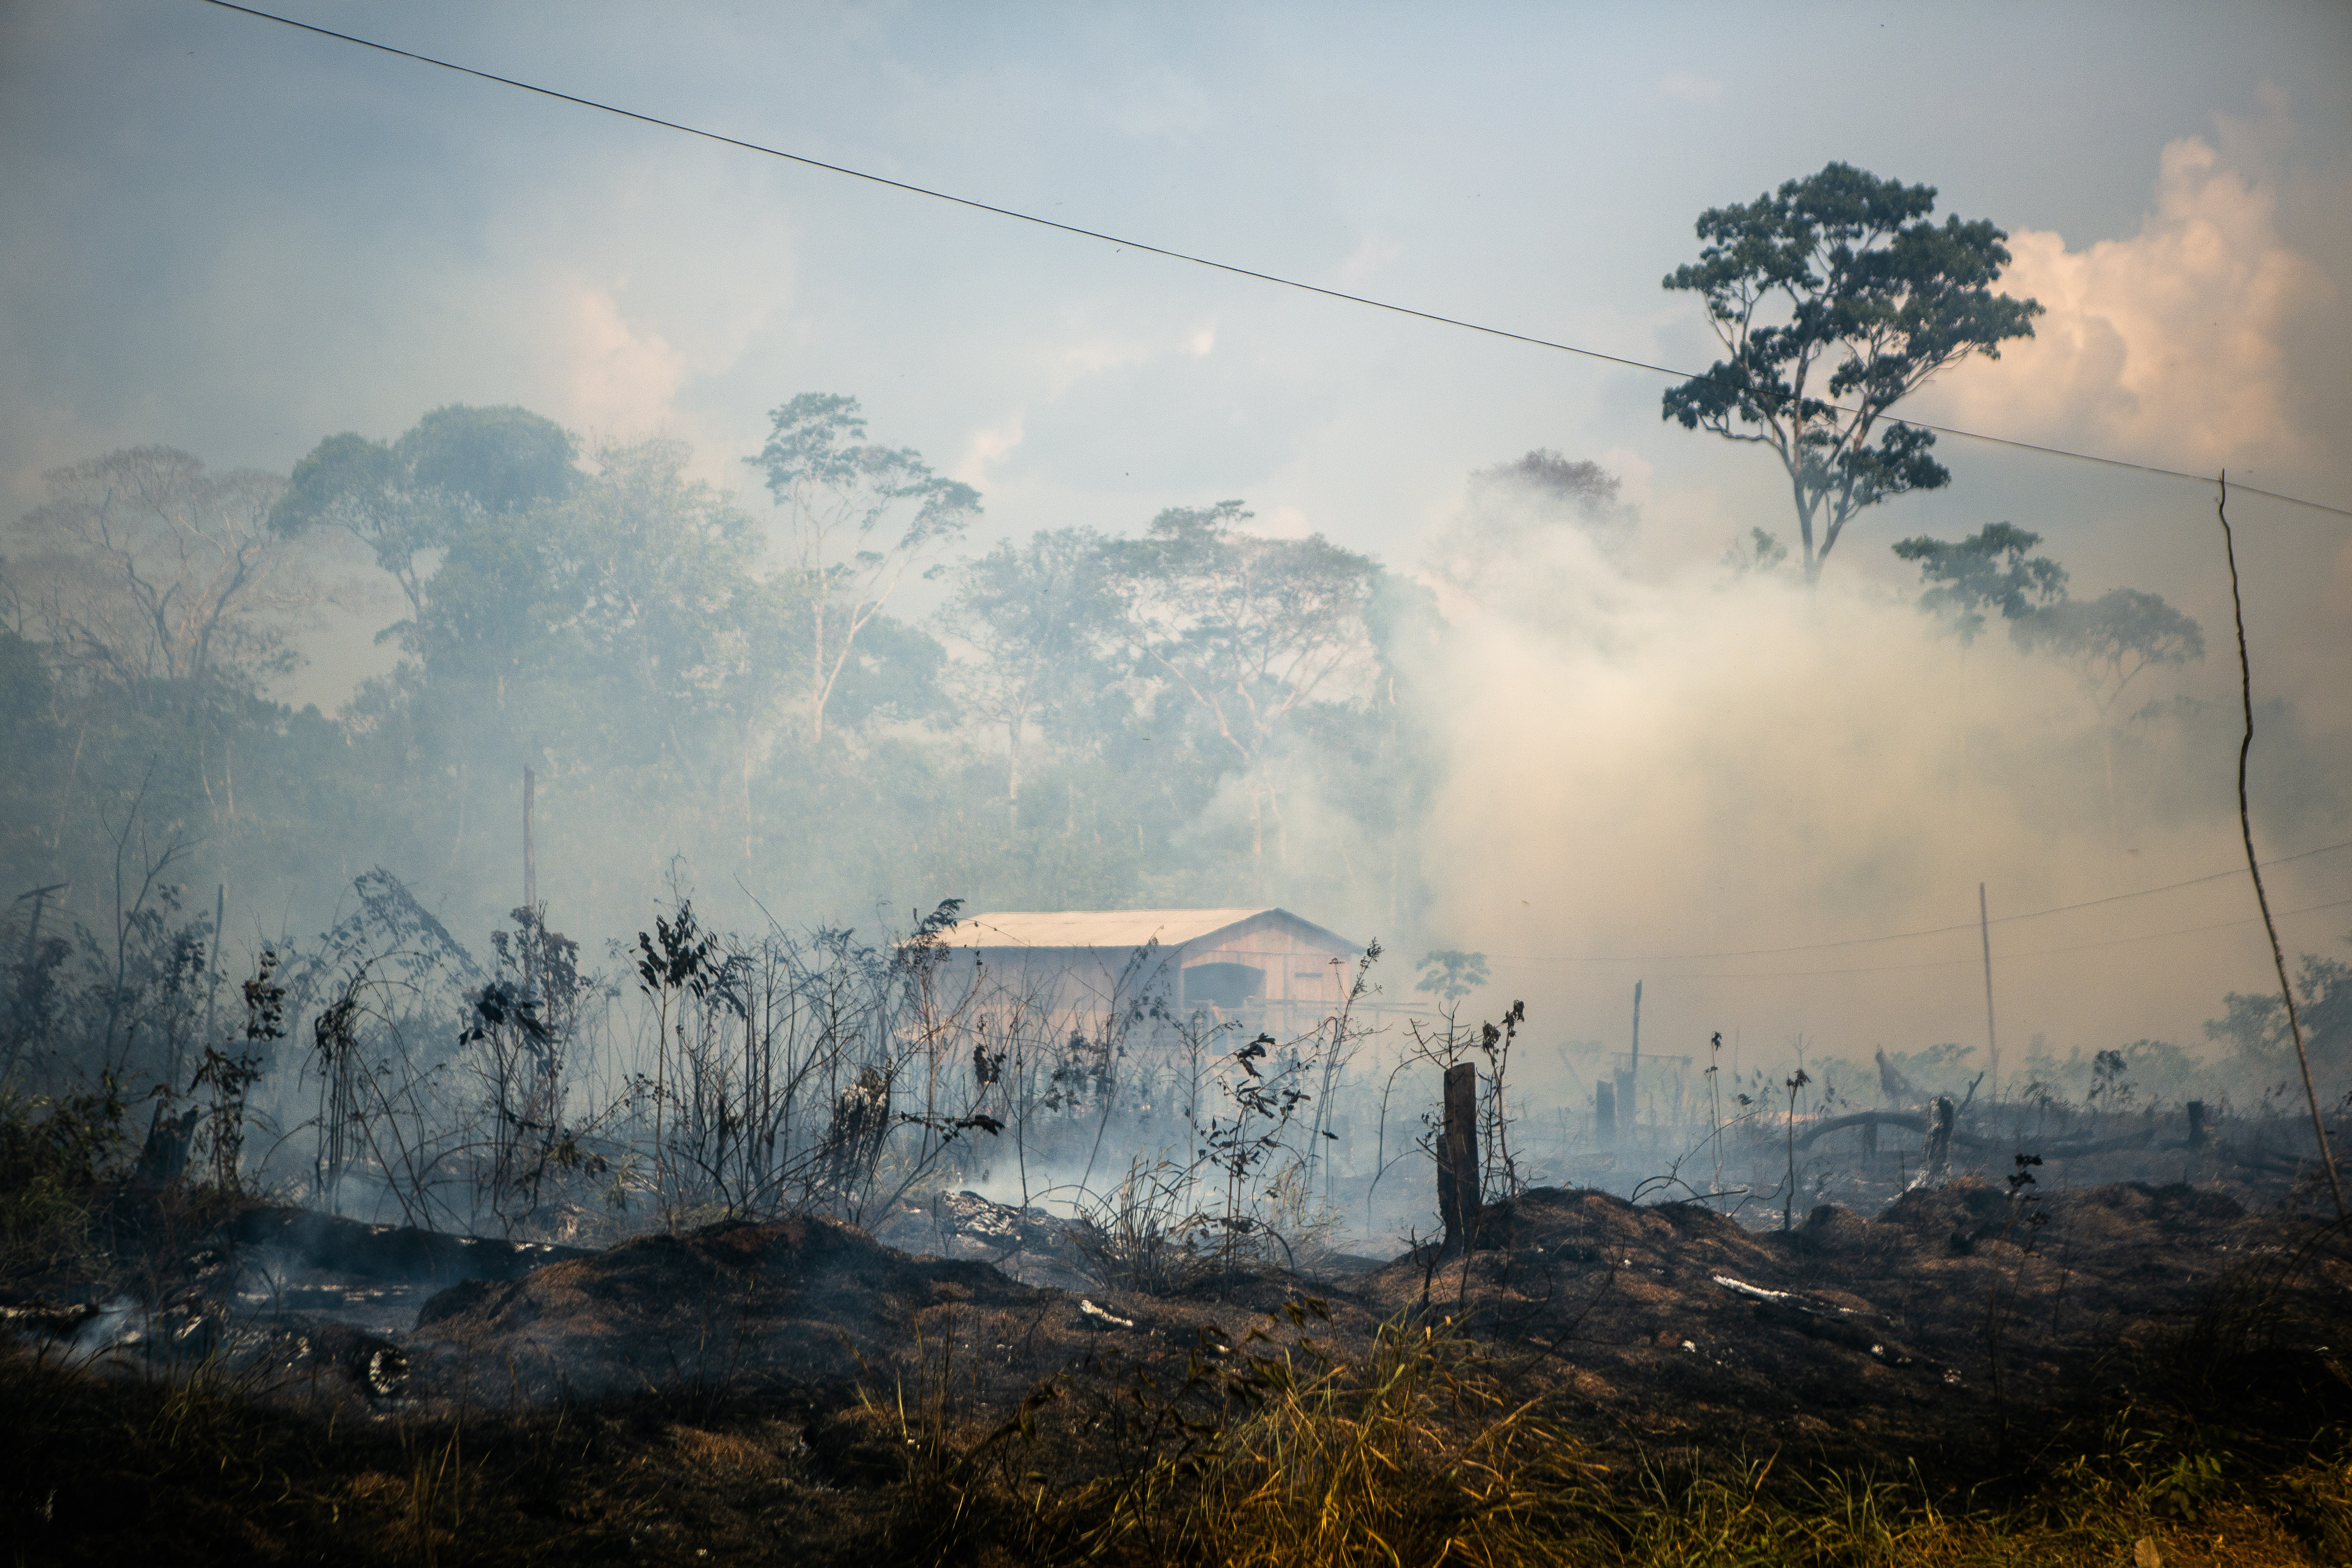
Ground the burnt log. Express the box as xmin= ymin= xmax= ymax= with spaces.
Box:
xmin=227 ymin=1206 xmax=590 ymax=1284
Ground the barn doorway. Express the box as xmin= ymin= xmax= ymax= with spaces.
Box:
xmin=1182 ymin=962 xmax=1264 ymax=1009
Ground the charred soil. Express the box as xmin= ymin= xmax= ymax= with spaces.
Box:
xmin=3 ymin=1181 xmax=2348 ymax=1565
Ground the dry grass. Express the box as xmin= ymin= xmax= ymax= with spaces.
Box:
xmin=2 ymin=1334 xmax=2347 ymax=1566
xmin=1148 ymin=1320 xmax=1591 ymax=1566
xmin=1042 ymin=1301 xmax=2352 ymax=1568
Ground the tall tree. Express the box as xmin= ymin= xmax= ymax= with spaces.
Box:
xmin=18 ymin=446 xmax=302 ymax=691
xmin=748 ymin=394 xmax=979 ymax=745
xmin=1896 ymin=524 xmax=2203 ymax=824
xmin=934 ymin=528 xmax=1122 ymax=831
xmin=550 ymin=437 xmax=756 ymax=699
xmin=1430 ymin=450 xmax=1627 ymax=594
xmin=560 ymin=438 xmax=766 ymax=838
xmin=272 ymin=404 xmax=579 ymax=661
xmin=1115 ymin=501 xmax=1380 ymax=885
xmin=1662 ymin=163 xmax=2042 ymax=584
xmin=2014 ymin=589 xmax=2206 ymax=718
xmin=1891 ymin=522 xmax=2069 ymax=643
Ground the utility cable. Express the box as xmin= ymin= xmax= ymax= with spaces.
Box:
xmin=197 ymin=0 xmax=2352 ymax=522
xmin=1481 ymin=836 xmax=2352 ymax=963
xmin=1487 ymin=892 xmax=2352 ymax=979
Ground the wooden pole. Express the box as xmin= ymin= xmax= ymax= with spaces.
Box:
xmin=1979 ymin=883 xmax=1999 ymax=1102
xmin=1439 ymin=1061 xmax=1479 ymax=1253
xmin=1627 ymin=979 xmax=1643 ymax=1134
xmin=523 ymin=766 xmax=538 ymax=915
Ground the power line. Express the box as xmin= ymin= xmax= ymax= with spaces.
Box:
xmin=2014 ymin=894 xmax=2352 ymax=965
xmin=1488 ymin=893 xmax=2352 ymax=980
xmin=197 ymin=0 xmax=2352 ymax=523
xmin=1480 ymin=836 xmax=2352 ymax=963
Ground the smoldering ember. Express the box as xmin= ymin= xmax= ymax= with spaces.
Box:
xmin=4 ymin=7 xmax=2352 ymax=1567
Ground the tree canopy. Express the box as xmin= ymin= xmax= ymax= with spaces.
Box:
xmin=1115 ymin=502 xmax=1382 ymax=882
xmin=749 ymin=394 xmax=980 ymax=744
xmin=18 ymin=446 xmax=300 ymax=691
xmin=934 ymin=528 xmax=1124 ymax=830
xmin=1892 ymin=523 xmax=2204 ymax=712
xmin=272 ymin=405 xmax=580 ymax=658
xmin=1894 ymin=523 xmax=2205 ymax=826
xmin=1662 ymin=162 xmax=2042 ymax=584
xmin=1891 ymin=522 xmax=2068 ymax=643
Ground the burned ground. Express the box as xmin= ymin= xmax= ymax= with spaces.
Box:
xmin=1360 ymin=1181 xmax=2351 ymax=1479
xmin=2 ymin=1179 xmax=2347 ymax=1565
xmin=411 ymin=1215 xmax=1063 ymax=1400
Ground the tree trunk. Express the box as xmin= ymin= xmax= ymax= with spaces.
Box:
xmin=810 ymin=598 xmax=827 ymax=745
xmin=1790 ymin=465 xmax=1822 ymax=587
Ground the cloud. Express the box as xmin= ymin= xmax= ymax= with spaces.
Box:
xmin=1260 ymin=503 xmax=1313 ymax=538
xmin=953 ymin=413 xmax=1026 ymax=488
xmin=546 ymin=281 xmax=690 ymax=439
xmin=1925 ymin=134 xmax=2333 ymax=470
xmin=1659 ymin=71 xmax=1723 ymax=104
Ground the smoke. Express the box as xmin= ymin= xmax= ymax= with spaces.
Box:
xmin=1406 ymin=476 xmax=2348 ymax=1099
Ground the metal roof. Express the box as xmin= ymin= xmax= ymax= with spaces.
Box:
xmin=943 ymin=907 xmax=1357 ymax=953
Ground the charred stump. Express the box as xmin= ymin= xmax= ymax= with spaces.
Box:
xmin=1925 ymin=1095 xmax=1955 ymax=1183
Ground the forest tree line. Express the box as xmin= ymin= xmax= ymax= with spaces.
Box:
xmin=0 ymin=397 xmax=1456 ymax=946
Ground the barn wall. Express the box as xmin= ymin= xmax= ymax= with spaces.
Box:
xmin=939 ymin=945 xmax=1179 ymax=1020
xmin=1178 ymin=918 xmax=1352 ymax=1007
xmin=946 ymin=913 xmax=1358 ymax=1047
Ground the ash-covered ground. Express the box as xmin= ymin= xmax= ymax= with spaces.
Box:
xmin=4 ymin=1168 xmax=2345 ymax=1565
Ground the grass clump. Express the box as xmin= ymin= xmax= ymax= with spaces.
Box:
xmin=1082 ymin=1310 xmax=1601 ymax=1568
xmin=1611 ymin=1426 xmax=2343 ymax=1567
xmin=0 ymin=1084 xmax=127 ymax=1286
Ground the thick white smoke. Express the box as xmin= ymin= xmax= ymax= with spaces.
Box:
xmin=1408 ymin=476 xmax=2345 ymax=1103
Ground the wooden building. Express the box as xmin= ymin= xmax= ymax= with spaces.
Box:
xmin=937 ymin=907 xmax=1363 ymax=1038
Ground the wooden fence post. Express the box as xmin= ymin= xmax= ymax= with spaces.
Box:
xmin=1439 ymin=1061 xmax=1479 ymax=1253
